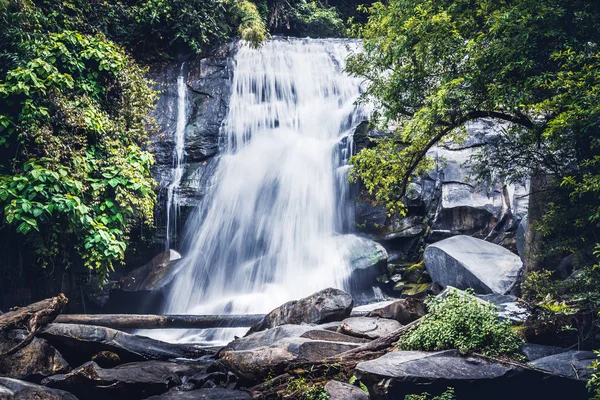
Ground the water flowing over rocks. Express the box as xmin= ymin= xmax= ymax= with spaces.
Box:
xmin=423 ymin=235 xmax=523 ymax=294
xmin=247 ymin=288 xmax=353 ymax=334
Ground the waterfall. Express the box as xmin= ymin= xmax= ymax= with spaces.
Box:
xmin=157 ymin=38 xmax=369 ymax=344
xmin=164 ymin=63 xmax=187 ymax=250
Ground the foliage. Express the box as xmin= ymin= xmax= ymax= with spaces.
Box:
xmin=347 ymin=0 xmax=600 ymax=256
xmin=233 ymin=0 xmax=269 ymax=47
xmin=398 ymin=289 xmax=523 ymax=359
xmin=405 ymin=388 xmax=455 ymax=400
xmin=259 ymin=0 xmax=345 ymax=37
xmin=521 ymin=270 xmax=558 ymax=303
xmin=285 ymin=376 xmax=330 ymax=400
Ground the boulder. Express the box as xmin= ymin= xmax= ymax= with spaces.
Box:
xmin=366 ymin=298 xmax=426 ymax=324
xmin=423 ymin=235 xmax=522 ymax=294
xmin=520 ymin=344 xmax=569 ymax=362
xmin=0 ymin=377 xmax=78 ymax=400
xmin=530 ymin=351 xmax=598 ymax=380
xmin=337 ymin=317 xmax=401 ymax=340
xmin=300 ymin=329 xmax=369 ymax=344
xmin=339 ymin=235 xmax=388 ymax=294
xmin=220 ymin=338 xmax=358 ymax=383
xmin=0 ymin=334 xmax=70 ymax=381
xmin=477 ymin=294 xmax=529 ymax=323
xmin=42 ymin=360 xmax=207 ymax=399
xmin=324 ymin=380 xmax=369 ymax=400
xmin=120 ymin=250 xmax=182 ymax=292
xmin=247 ymin=288 xmax=353 ymax=334
xmin=39 ymin=324 xmax=211 ymax=366
xmin=355 ymin=349 xmax=587 ymax=400
xmin=145 ymin=388 xmax=251 ymax=399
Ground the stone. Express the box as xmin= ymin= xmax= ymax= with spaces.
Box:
xmin=423 ymin=235 xmax=522 ymax=294
xmin=0 ymin=377 xmax=78 ymax=400
xmin=324 ymin=380 xmax=369 ymax=400
xmin=220 ymin=338 xmax=358 ymax=383
xmin=91 ymin=351 xmax=121 ymax=368
xmin=530 ymin=350 xmax=598 ymax=380
xmin=355 ymin=349 xmax=587 ymax=400
xmin=0 ymin=334 xmax=70 ymax=381
xmin=401 ymin=283 xmax=431 ymax=297
xmin=520 ymin=344 xmax=569 ymax=362
xmin=228 ymin=325 xmax=315 ymax=350
xmin=247 ymin=288 xmax=353 ymax=334
xmin=367 ymin=298 xmax=426 ymax=324
xmin=477 ymin=294 xmax=529 ymax=323
xmin=120 ymin=250 xmax=182 ymax=292
xmin=300 ymin=329 xmax=369 ymax=344
xmin=39 ymin=324 xmax=211 ymax=366
xmin=145 ymin=388 xmax=251 ymax=399
xmin=42 ymin=360 xmax=207 ymax=399
xmin=338 ymin=317 xmax=401 ymax=340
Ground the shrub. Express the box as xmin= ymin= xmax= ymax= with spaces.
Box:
xmin=405 ymin=388 xmax=455 ymax=400
xmin=521 ymin=270 xmax=557 ymax=303
xmin=398 ymin=289 xmax=523 ymax=359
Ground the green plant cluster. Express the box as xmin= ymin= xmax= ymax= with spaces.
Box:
xmin=398 ymin=290 xmax=523 ymax=359
xmin=257 ymin=0 xmax=345 ymax=37
xmin=405 ymin=388 xmax=455 ymax=400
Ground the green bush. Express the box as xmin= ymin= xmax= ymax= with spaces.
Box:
xmin=398 ymin=289 xmax=523 ymax=359
xmin=521 ymin=270 xmax=558 ymax=303
xmin=405 ymin=388 xmax=455 ymax=400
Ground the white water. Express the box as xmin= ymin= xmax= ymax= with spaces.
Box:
xmin=157 ymin=38 xmax=369 ymax=344
xmin=164 ymin=63 xmax=187 ymax=250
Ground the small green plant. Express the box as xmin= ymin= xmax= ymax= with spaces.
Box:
xmin=285 ymin=376 xmax=330 ymax=400
xmin=521 ymin=270 xmax=557 ymax=303
xmin=405 ymin=388 xmax=455 ymax=400
xmin=398 ymin=289 xmax=523 ymax=359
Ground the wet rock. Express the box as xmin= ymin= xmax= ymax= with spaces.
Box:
xmin=520 ymin=344 xmax=569 ymax=362
xmin=324 ymin=380 xmax=369 ymax=400
xmin=530 ymin=351 xmax=598 ymax=380
xmin=424 ymin=235 xmax=522 ymax=294
xmin=247 ymin=288 xmax=353 ymax=334
xmin=39 ymin=324 xmax=211 ymax=366
xmin=0 ymin=335 xmax=70 ymax=381
xmin=42 ymin=360 xmax=207 ymax=399
xmin=367 ymin=298 xmax=426 ymax=324
xmin=338 ymin=317 xmax=401 ymax=340
xmin=120 ymin=250 xmax=182 ymax=292
xmin=228 ymin=325 xmax=315 ymax=350
xmin=0 ymin=377 xmax=78 ymax=400
xmin=145 ymin=388 xmax=251 ymax=399
xmin=220 ymin=338 xmax=358 ymax=383
xmin=355 ymin=349 xmax=586 ymax=400
xmin=339 ymin=235 xmax=388 ymax=294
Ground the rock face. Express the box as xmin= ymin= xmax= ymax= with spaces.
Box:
xmin=42 ymin=360 xmax=207 ymax=400
xmin=353 ymin=118 xmax=529 ymax=270
xmin=355 ymin=349 xmax=587 ymax=400
xmin=0 ymin=377 xmax=79 ymax=400
xmin=520 ymin=344 xmax=569 ymax=362
xmin=324 ymin=380 xmax=369 ymax=400
xmin=120 ymin=250 xmax=181 ymax=292
xmin=0 ymin=335 xmax=70 ymax=381
xmin=247 ymin=288 xmax=353 ymax=334
xmin=337 ymin=317 xmax=401 ymax=340
xmin=151 ymin=44 xmax=235 ymax=248
xmin=39 ymin=324 xmax=210 ymax=366
xmin=423 ymin=235 xmax=522 ymax=294
xmin=338 ymin=235 xmax=389 ymax=294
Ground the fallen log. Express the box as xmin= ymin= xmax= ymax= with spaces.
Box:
xmin=0 ymin=294 xmax=68 ymax=355
xmin=54 ymin=310 xmax=369 ymax=330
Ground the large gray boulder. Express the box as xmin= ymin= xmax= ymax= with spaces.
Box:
xmin=42 ymin=360 xmax=207 ymax=399
xmin=120 ymin=250 xmax=181 ymax=292
xmin=355 ymin=349 xmax=587 ymax=400
xmin=530 ymin=351 xmax=598 ymax=380
xmin=0 ymin=377 xmax=78 ymax=400
xmin=220 ymin=338 xmax=358 ymax=383
xmin=423 ymin=235 xmax=522 ymax=294
xmin=366 ymin=298 xmax=426 ymax=324
xmin=247 ymin=288 xmax=353 ymax=334
xmin=39 ymin=324 xmax=211 ymax=366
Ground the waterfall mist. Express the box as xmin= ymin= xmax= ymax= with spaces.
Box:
xmin=156 ymin=38 xmax=370 ymax=344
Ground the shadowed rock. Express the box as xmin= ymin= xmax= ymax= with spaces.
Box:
xmin=120 ymin=250 xmax=182 ymax=292
xmin=0 ymin=377 xmax=78 ymax=400
xmin=530 ymin=351 xmax=598 ymax=380
xmin=367 ymin=298 xmax=426 ymax=324
xmin=325 ymin=380 xmax=369 ymax=400
xmin=145 ymin=388 xmax=251 ymax=399
xmin=0 ymin=334 xmax=70 ymax=381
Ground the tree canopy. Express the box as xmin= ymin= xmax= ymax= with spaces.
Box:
xmin=348 ymin=0 xmax=600 ymax=262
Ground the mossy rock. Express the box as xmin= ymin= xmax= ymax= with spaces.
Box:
xmin=402 ymin=283 xmax=431 ymax=298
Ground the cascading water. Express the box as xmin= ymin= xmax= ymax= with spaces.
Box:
xmin=157 ymin=38 xmax=370 ymax=344
xmin=164 ymin=63 xmax=187 ymax=250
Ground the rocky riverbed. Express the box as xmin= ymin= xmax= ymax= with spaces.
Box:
xmin=0 ymin=284 xmax=595 ymax=400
